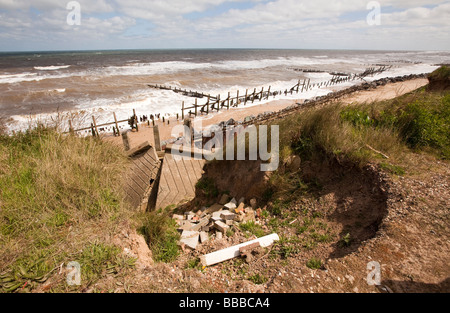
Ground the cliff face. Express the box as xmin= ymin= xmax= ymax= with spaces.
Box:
xmin=427 ymin=66 xmax=450 ymax=91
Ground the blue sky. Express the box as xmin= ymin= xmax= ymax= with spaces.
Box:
xmin=0 ymin=0 xmax=449 ymax=51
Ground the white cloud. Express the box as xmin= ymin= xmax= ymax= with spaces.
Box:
xmin=0 ymin=0 xmax=449 ymax=50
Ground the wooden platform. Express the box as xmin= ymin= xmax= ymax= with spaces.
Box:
xmin=155 ymin=152 xmax=205 ymax=210
xmin=124 ymin=145 xmax=161 ymax=210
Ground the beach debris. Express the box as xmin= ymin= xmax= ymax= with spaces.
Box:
xmin=200 ymin=233 xmax=280 ymax=267
xmin=219 ymin=194 xmax=230 ymax=205
xmin=172 ymin=196 xmax=265 ymax=251
xmin=180 ymin=231 xmax=200 ymax=250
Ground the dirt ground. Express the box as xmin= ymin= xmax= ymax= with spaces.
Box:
xmin=88 ymin=146 xmax=449 ymax=294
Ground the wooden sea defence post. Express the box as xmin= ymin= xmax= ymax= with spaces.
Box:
xmin=153 ymin=125 xmax=161 ymax=152
xmin=182 ymin=101 xmax=185 ymax=120
xmin=195 ymin=99 xmax=198 ymax=117
xmin=92 ymin=116 xmax=99 ymax=137
xmin=113 ymin=112 xmax=120 ymax=137
xmin=244 ymin=89 xmax=248 ymax=105
xmin=122 ymin=131 xmax=130 ymax=151
xmin=68 ymin=120 xmax=74 ymax=135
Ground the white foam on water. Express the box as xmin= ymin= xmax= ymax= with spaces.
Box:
xmin=34 ymin=65 xmax=71 ymax=71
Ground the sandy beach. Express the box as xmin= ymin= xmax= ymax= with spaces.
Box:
xmin=105 ymin=78 xmax=429 ymax=150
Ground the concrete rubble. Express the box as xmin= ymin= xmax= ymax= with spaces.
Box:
xmin=172 ymin=195 xmax=262 ymax=251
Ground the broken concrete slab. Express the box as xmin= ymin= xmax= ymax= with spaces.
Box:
xmin=200 ymin=231 xmax=209 ymax=243
xmin=184 ymin=211 xmax=195 ymax=221
xmin=224 ymin=202 xmax=237 ymax=210
xmin=235 ymin=202 xmax=245 ymax=214
xmin=180 ymin=230 xmax=199 ymax=250
xmin=177 ymin=220 xmax=195 ymax=231
xmin=172 ymin=214 xmax=184 ymax=220
xmin=215 ymin=231 xmax=223 ymax=240
xmin=219 ymin=194 xmax=230 ymax=205
xmin=191 ymin=216 xmax=211 ymax=232
xmin=214 ymin=220 xmax=230 ymax=233
xmin=220 ymin=211 xmax=236 ymax=221
xmin=200 ymin=233 xmax=280 ymax=267
xmin=206 ymin=203 xmax=225 ymax=214
xmin=239 ymin=242 xmax=261 ymax=254
xmin=243 ymin=208 xmax=256 ymax=222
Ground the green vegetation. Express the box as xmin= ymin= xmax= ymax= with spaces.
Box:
xmin=0 ymin=127 xmax=137 ymax=292
xmin=239 ymin=221 xmax=265 ymax=238
xmin=248 ymin=273 xmax=268 ymax=285
xmin=195 ymin=177 xmax=219 ymax=199
xmin=306 ymin=258 xmax=323 ymax=270
xmin=138 ymin=207 xmax=180 ymax=263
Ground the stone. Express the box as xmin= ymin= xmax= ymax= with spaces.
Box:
xmin=199 ymin=231 xmax=209 ymax=243
xmin=206 ymin=203 xmax=224 ymax=214
xmin=220 ymin=211 xmax=236 ymax=221
xmin=243 ymin=208 xmax=256 ymax=222
xmin=215 ymin=231 xmax=223 ymax=240
xmin=249 ymin=198 xmax=257 ymax=209
xmin=177 ymin=220 xmax=194 ymax=231
xmin=172 ymin=214 xmax=184 ymax=220
xmin=214 ymin=220 xmax=230 ymax=233
xmin=184 ymin=211 xmax=195 ymax=221
xmin=224 ymin=202 xmax=237 ymax=210
xmin=238 ymin=197 xmax=245 ymax=206
xmin=219 ymin=194 xmax=230 ymax=205
xmin=191 ymin=216 xmax=211 ymax=232
xmin=180 ymin=230 xmax=199 ymax=250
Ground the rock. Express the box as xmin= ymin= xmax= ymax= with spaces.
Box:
xmin=172 ymin=214 xmax=184 ymax=220
xmin=220 ymin=211 xmax=236 ymax=221
xmin=243 ymin=208 xmax=256 ymax=222
xmin=180 ymin=230 xmax=199 ymax=250
xmin=235 ymin=202 xmax=245 ymax=214
xmin=238 ymin=197 xmax=245 ymax=206
xmin=184 ymin=211 xmax=195 ymax=221
xmin=214 ymin=220 xmax=230 ymax=233
xmin=250 ymin=198 xmax=257 ymax=209
xmin=191 ymin=216 xmax=211 ymax=232
xmin=216 ymin=231 xmax=223 ymax=240
xmin=219 ymin=194 xmax=230 ymax=205
xmin=177 ymin=220 xmax=195 ymax=231
xmin=224 ymin=202 xmax=237 ymax=210
xmin=199 ymin=231 xmax=209 ymax=243
xmin=206 ymin=203 xmax=225 ymax=214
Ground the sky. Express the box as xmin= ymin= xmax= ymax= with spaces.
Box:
xmin=0 ymin=0 xmax=449 ymax=52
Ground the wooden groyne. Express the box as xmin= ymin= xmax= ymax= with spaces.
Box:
xmin=147 ymin=65 xmax=393 ymax=121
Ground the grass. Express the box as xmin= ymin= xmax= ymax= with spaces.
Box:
xmin=138 ymin=207 xmax=180 ymax=263
xmin=306 ymin=258 xmax=323 ymax=270
xmin=239 ymin=220 xmax=265 ymax=238
xmin=0 ymin=126 xmax=138 ymax=292
xmin=195 ymin=177 xmax=219 ymax=199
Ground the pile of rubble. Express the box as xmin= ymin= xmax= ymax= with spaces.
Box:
xmin=173 ymin=195 xmax=261 ymax=251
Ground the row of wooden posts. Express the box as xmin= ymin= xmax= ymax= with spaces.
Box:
xmin=68 ymin=66 xmax=390 ymax=138
xmin=68 ymin=109 xmax=139 ymax=137
xmin=151 ymin=74 xmax=355 ymax=119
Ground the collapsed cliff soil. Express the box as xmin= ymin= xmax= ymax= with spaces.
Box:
xmin=89 ymin=150 xmax=449 ymax=293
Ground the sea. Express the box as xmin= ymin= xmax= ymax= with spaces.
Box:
xmin=0 ymin=49 xmax=448 ymax=133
